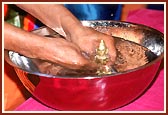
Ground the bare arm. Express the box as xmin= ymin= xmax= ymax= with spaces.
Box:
xmin=4 ymin=22 xmax=95 ymax=70
xmin=5 ymin=4 xmax=117 ymax=71
xmin=16 ymin=4 xmax=116 ymax=63
xmin=16 ymin=4 xmax=83 ymax=38
xmin=4 ymin=22 xmax=44 ymax=59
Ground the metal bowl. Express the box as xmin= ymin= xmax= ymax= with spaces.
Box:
xmin=5 ymin=20 xmax=164 ymax=110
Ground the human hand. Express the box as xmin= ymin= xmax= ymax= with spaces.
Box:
xmin=67 ymin=26 xmax=117 ymax=65
xmin=14 ymin=4 xmax=116 ymax=66
xmin=4 ymin=23 xmax=97 ymax=71
xmin=38 ymin=37 xmax=97 ymax=70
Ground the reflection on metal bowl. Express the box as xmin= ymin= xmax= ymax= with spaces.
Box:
xmin=7 ymin=20 xmax=164 ymax=110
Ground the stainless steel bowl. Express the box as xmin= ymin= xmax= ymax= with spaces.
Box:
xmin=5 ymin=20 xmax=164 ymax=110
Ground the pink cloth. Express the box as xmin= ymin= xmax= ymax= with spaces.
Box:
xmin=15 ymin=9 xmax=164 ymax=111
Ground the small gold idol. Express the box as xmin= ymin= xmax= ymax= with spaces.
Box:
xmin=95 ymin=40 xmax=112 ymax=75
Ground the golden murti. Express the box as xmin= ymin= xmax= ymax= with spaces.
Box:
xmin=95 ymin=40 xmax=112 ymax=75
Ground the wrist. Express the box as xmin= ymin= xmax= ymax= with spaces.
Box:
xmin=59 ymin=14 xmax=84 ymax=39
xmin=65 ymin=22 xmax=85 ymax=41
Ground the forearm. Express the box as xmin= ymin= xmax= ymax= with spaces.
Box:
xmin=4 ymin=22 xmax=44 ymax=59
xmin=16 ymin=4 xmax=83 ymax=38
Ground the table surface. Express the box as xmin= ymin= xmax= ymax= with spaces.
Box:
xmin=15 ymin=9 xmax=165 ymax=111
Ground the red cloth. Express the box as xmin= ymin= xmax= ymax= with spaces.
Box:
xmin=15 ymin=9 xmax=164 ymax=111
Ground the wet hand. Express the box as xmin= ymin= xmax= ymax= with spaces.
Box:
xmin=37 ymin=37 xmax=97 ymax=70
xmin=69 ymin=26 xmax=117 ymax=65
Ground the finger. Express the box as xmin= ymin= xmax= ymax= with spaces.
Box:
xmin=103 ymin=36 xmax=117 ymax=64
